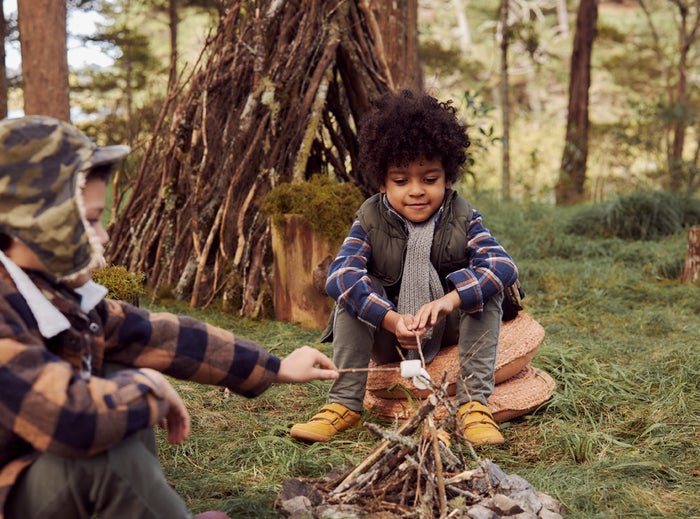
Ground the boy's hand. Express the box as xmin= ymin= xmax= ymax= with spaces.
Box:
xmin=384 ymin=312 xmax=422 ymax=349
xmin=410 ymin=291 xmax=461 ymax=332
xmin=276 ymin=346 xmax=339 ymax=383
xmin=141 ymin=368 xmax=191 ymax=445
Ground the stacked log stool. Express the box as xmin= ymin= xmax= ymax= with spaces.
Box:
xmin=363 ymin=312 xmax=556 ymax=423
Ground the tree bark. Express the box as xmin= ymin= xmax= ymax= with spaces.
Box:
xmin=366 ymin=0 xmax=421 ymax=91
xmin=0 ymin=2 xmax=8 ymax=120
xmin=555 ymin=0 xmax=598 ymax=205
xmin=167 ymin=0 xmax=179 ymax=93
xmin=680 ymin=228 xmax=700 ymax=285
xmin=665 ymin=1 xmax=698 ymax=192
xmin=500 ymin=0 xmax=511 ymax=201
xmin=17 ymin=0 xmax=70 ymax=120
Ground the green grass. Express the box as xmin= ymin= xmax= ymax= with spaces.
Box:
xmin=149 ymin=196 xmax=700 ymax=518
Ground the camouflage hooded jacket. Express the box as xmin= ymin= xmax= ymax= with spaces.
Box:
xmin=0 ymin=117 xmax=281 ymax=516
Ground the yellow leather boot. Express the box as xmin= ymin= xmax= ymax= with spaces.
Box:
xmin=457 ymin=401 xmax=504 ymax=446
xmin=290 ymin=403 xmax=361 ymax=443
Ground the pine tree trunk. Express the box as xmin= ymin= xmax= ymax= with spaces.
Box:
xmin=680 ymin=228 xmax=700 ymax=285
xmin=555 ymin=0 xmax=598 ymax=205
xmin=0 ymin=2 xmax=8 ymax=120
xmin=365 ymin=0 xmax=421 ymax=90
xmin=17 ymin=0 xmax=70 ymax=120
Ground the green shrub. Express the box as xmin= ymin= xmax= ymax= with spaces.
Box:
xmin=262 ymin=175 xmax=364 ymax=248
xmin=92 ymin=265 xmax=146 ymax=305
xmin=567 ymin=191 xmax=700 ymax=241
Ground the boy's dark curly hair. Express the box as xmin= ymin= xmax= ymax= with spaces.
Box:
xmin=357 ymin=90 xmax=470 ymax=190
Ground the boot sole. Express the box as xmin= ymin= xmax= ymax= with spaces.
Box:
xmin=290 ymin=427 xmax=331 ymax=443
xmin=469 ymin=437 xmax=506 ymax=447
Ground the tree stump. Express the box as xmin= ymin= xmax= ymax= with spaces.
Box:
xmin=271 ymin=215 xmax=334 ymax=329
xmin=680 ymin=228 xmax=700 ymax=285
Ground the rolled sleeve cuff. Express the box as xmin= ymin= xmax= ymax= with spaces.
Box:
xmin=446 ymin=271 xmax=484 ymax=314
xmin=357 ymin=293 xmax=394 ymax=330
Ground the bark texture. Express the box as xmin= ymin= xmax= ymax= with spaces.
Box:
xmin=17 ymin=0 xmax=70 ymax=120
xmin=680 ymin=227 xmax=700 ymax=285
xmin=555 ymin=0 xmax=598 ymax=205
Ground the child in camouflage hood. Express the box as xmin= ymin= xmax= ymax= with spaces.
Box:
xmin=0 ymin=116 xmax=338 ymax=519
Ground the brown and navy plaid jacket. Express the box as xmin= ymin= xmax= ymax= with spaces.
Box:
xmin=0 ymin=267 xmax=280 ymax=517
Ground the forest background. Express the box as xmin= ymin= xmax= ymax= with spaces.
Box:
xmin=2 ymin=1 xmax=700 ymax=518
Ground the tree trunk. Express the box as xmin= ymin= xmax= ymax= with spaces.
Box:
xmin=666 ymin=1 xmax=695 ymax=192
xmin=500 ymin=0 xmax=511 ymax=201
xmin=271 ymin=215 xmax=334 ymax=328
xmin=17 ymin=0 xmax=70 ymax=120
xmin=167 ymin=0 xmax=179 ymax=93
xmin=365 ymin=0 xmax=421 ymax=91
xmin=680 ymin=228 xmax=700 ymax=285
xmin=0 ymin=2 xmax=8 ymax=120
xmin=556 ymin=0 xmax=569 ymax=37
xmin=555 ymin=0 xmax=598 ymax=205
xmin=451 ymin=0 xmax=472 ymax=54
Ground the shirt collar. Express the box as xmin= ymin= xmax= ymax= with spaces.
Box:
xmin=0 ymin=251 xmax=107 ymax=338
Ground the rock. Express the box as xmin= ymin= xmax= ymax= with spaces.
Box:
xmin=316 ymin=504 xmax=365 ymax=518
xmin=276 ymin=478 xmax=324 ymax=507
xmin=538 ymin=509 xmax=564 ymax=519
xmin=497 ymin=474 xmax=543 ymax=515
xmin=278 ymin=496 xmax=314 ymax=519
xmin=466 ymin=504 xmax=500 ymax=519
xmin=536 ymin=491 xmax=565 ymax=516
xmin=490 ymin=494 xmax=525 ymax=515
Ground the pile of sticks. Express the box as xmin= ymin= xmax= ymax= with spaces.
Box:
xmin=277 ymin=374 xmax=564 ymax=518
xmin=321 ymin=382 xmax=498 ymax=518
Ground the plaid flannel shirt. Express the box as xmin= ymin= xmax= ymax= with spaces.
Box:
xmin=0 ymin=267 xmax=280 ymax=517
xmin=325 ymin=202 xmax=518 ymax=329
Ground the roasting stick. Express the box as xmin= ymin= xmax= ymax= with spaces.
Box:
xmin=336 ymin=366 xmax=400 ymax=373
xmin=337 ymin=332 xmax=427 ymax=375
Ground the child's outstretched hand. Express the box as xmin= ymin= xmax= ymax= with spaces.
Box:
xmin=276 ymin=345 xmax=339 ymax=383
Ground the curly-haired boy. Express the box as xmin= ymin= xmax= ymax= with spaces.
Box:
xmin=291 ymin=90 xmax=519 ymax=446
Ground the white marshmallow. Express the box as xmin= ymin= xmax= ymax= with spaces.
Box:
xmin=400 ymin=359 xmax=422 ymax=378
xmin=412 ymin=368 xmax=432 ymax=390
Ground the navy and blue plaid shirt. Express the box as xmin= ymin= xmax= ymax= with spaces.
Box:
xmin=325 ymin=197 xmax=518 ymax=329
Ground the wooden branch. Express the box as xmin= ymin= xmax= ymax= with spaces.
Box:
xmin=331 ymin=395 xmax=437 ymax=495
xmin=429 ymin=416 xmax=448 ymax=518
xmin=337 ymin=367 xmax=399 ymax=373
xmin=106 ymin=0 xmax=393 ymax=315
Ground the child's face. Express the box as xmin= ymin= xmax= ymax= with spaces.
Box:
xmin=63 ymin=177 xmax=109 ymax=288
xmin=83 ymin=178 xmax=109 ymax=248
xmin=380 ymin=157 xmax=450 ymax=223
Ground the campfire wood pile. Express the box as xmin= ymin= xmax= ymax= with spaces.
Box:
xmin=276 ymin=384 xmax=565 ymax=518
